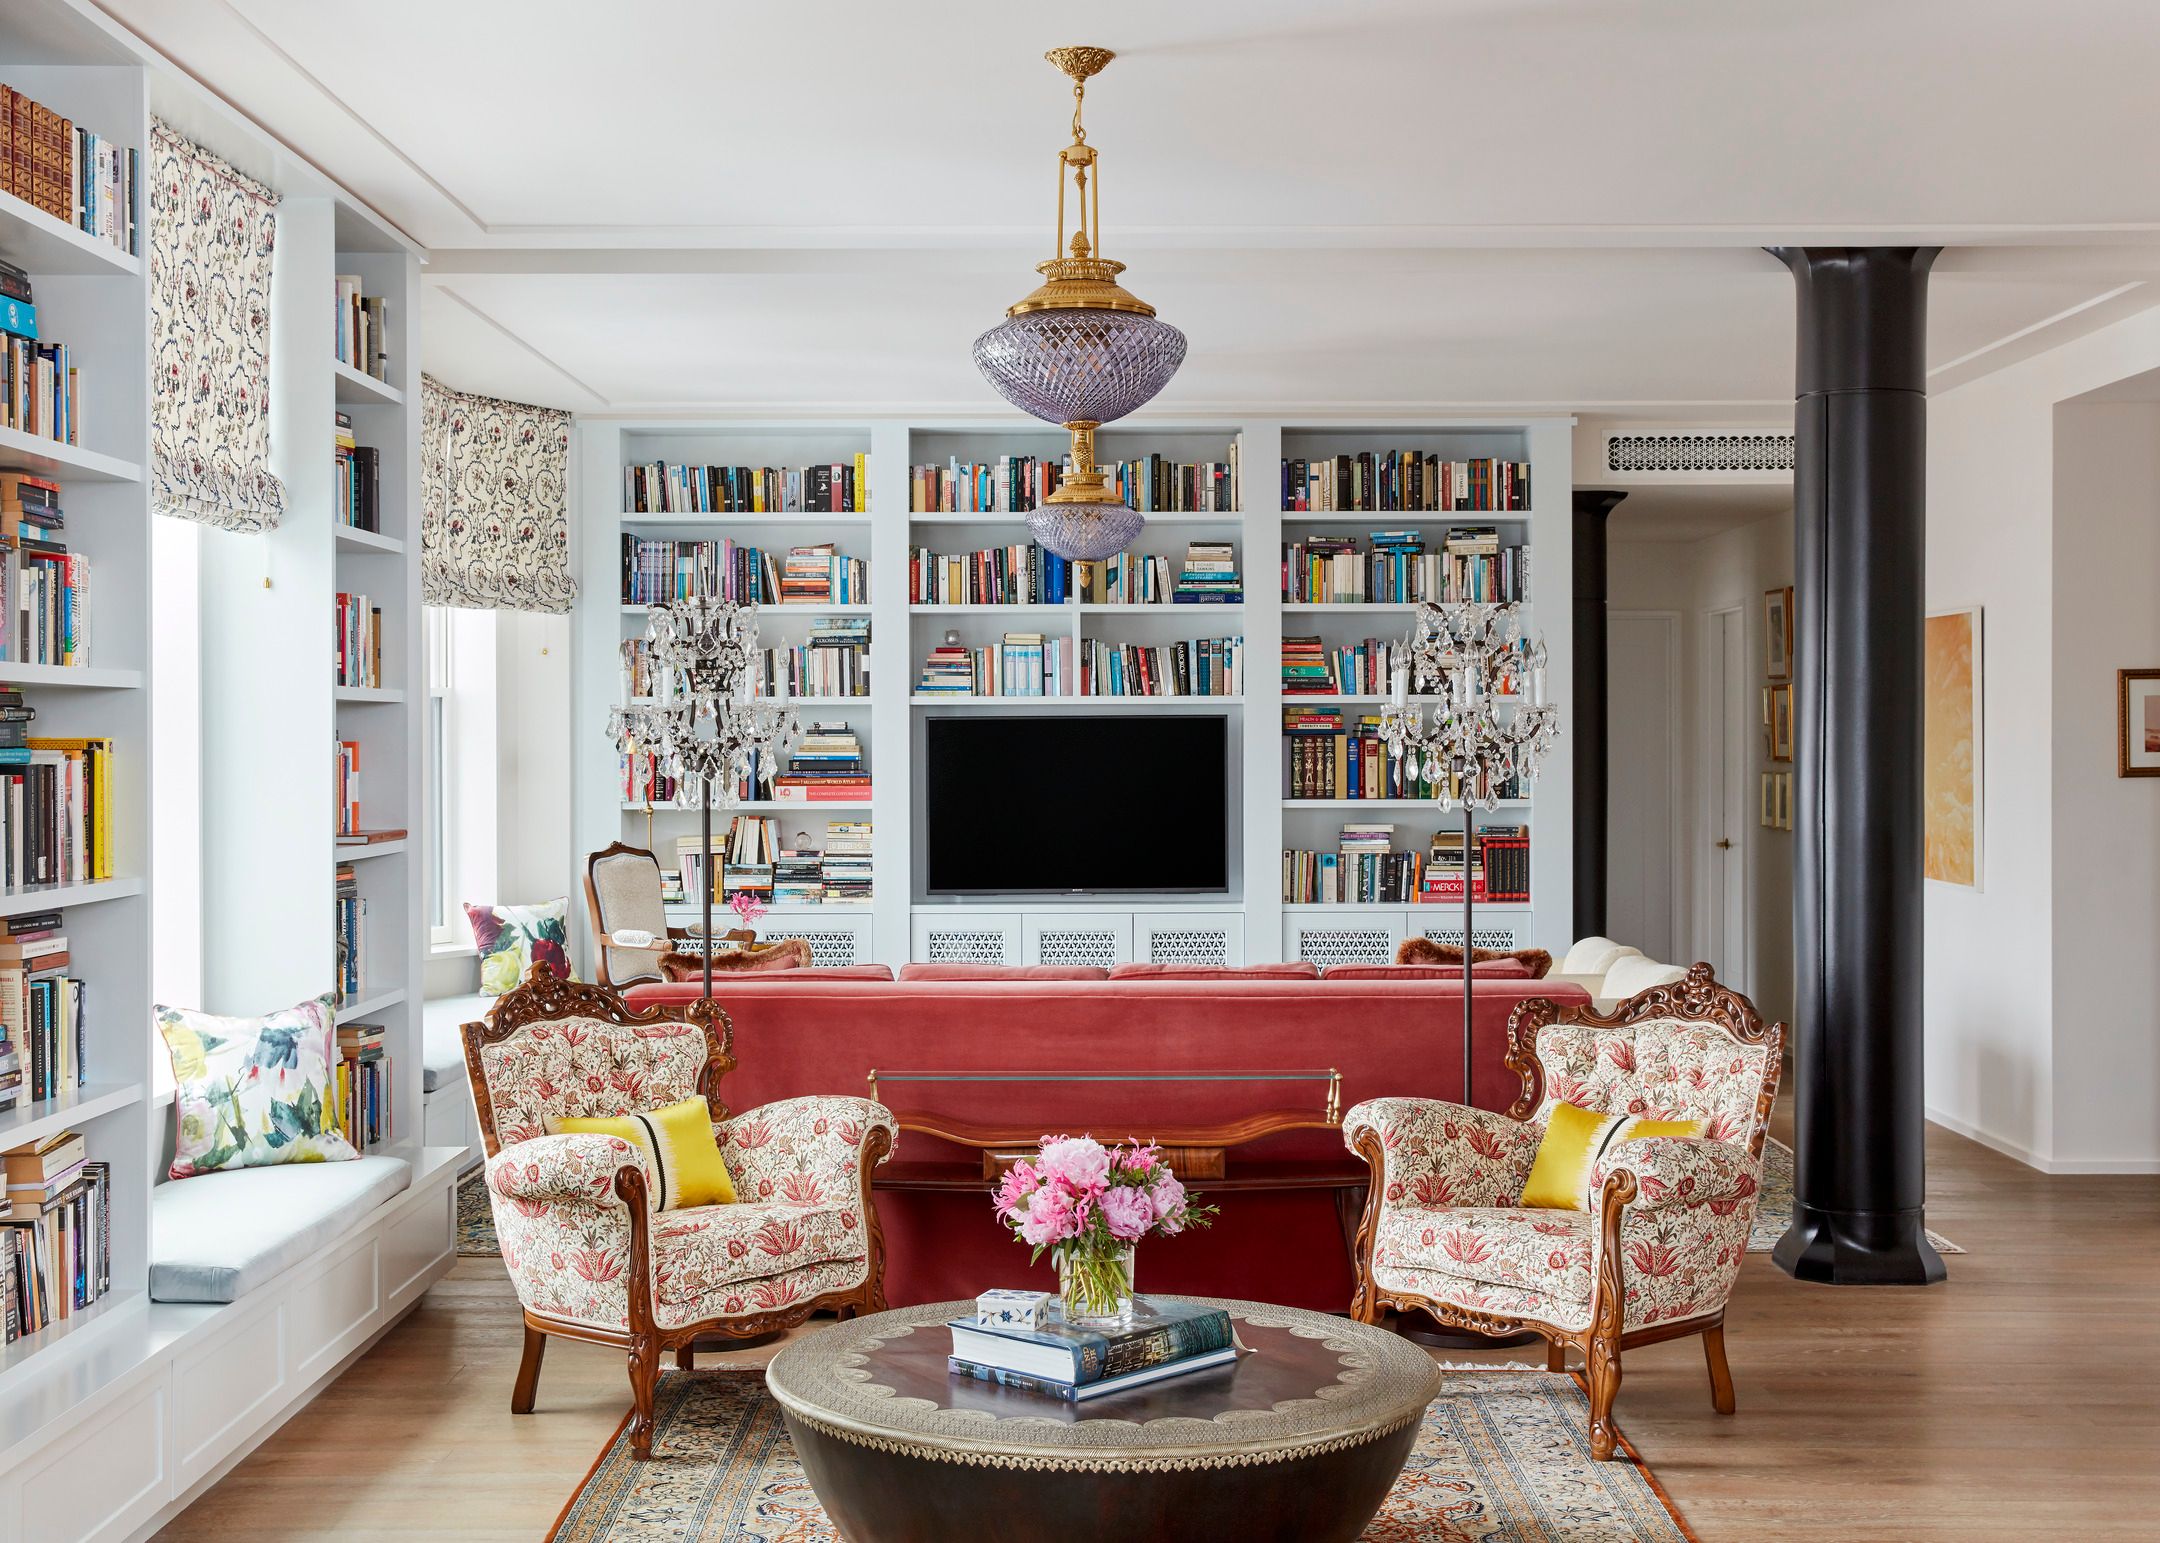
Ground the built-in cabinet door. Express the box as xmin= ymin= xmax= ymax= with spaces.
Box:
xmin=1283 ymin=913 xmax=1408 ymax=967
xmin=1402 ymin=915 xmax=1524 ymax=952
xmin=1131 ymin=913 xmax=1244 ymax=967
xmin=910 ymin=912 xmax=1022 ymax=965
xmin=762 ymin=913 xmax=874 ymax=968
xmin=1021 ymin=914 xmax=1132 ymax=969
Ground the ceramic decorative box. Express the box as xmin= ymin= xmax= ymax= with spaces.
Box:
xmin=974 ymin=1288 xmax=1050 ymax=1329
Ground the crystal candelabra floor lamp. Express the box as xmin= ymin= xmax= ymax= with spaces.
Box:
xmin=609 ymin=598 xmax=799 ymax=998
xmin=1379 ymin=603 xmax=1560 ymax=1107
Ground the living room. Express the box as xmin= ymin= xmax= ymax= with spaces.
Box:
xmin=0 ymin=2 xmax=2155 ymax=1539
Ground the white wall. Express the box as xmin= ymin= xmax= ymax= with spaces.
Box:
xmin=1924 ymin=302 xmax=2160 ymax=1173
xmin=1608 ymin=507 xmax=1796 ymax=1026
xmin=494 ymin=609 xmax=573 ymax=907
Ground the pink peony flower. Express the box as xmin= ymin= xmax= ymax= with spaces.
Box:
xmin=1036 ymin=1136 xmax=1110 ymax=1194
xmin=1100 ymin=1186 xmax=1155 ymax=1242
xmin=1147 ymin=1171 xmax=1188 ymax=1228
xmin=1017 ymin=1185 xmax=1078 ymax=1247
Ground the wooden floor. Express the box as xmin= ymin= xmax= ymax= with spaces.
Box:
xmin=153 ymin=1111 xmax=2160 ymax=1542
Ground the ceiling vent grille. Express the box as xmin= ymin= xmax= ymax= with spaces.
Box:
xmin=1605 ymin=432 xmax=1795 ymax=475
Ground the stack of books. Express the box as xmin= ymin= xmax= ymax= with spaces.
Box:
xmin=334 ymin=412 xmax=381 ymax=532
xmin=1281 ymin=452 xmax=1531 ymax=513
xmin=0 ymin=735 xmax=113 ymax=884
xmin=0 ymin=909 xmax=80 ymax=1104
xmin=335 ymin=1021 xmax=391 ymax=1149
xmin=1078 ymin=636 xmax=1242 ymax=698
xmin=0 ymin=92 xmax=139 ymax=255
xmin=623 ymin=536 xmax=867 ymax=607
xmin=2 ymin=1131 xmax=112 ymax=1339
xmin=1280 ymin=635 xmax=1410 ymax=696
xmin=757 ymin=616 xmax=870 ymax=698
xmin=907 ymin=541 xmax=1074 ymax=606
xmin=774 ymin=722 xmax=869 ymax=803
xmin=778 ymin=544 xmax=867 ymax=605
xmin=335 ymin=862 xmax=365 ymax=1001
xmin=772 ymin=850 xmax=825 ymax=907
xmin=0 ymin=472 xmax=88 ymax=666
xmin=1173 ymin=541 xmax=1242 ymax=604
xmin=916 ymin=634 xmax=1071 ymax=697
xmin=947 ymin=1297 xmax=1239 ymax=1403
xmin=910 ymin=447 xmax=1239 ymax=514
xmin=334 ymin=592 xmax=383 ymax=687
xmin=821 ymin=821 xmax=873 ymax=905
xmin=1281 ymin=529 xmax=1528 ymax=605
xmin=1282 ymin=824 xmax=1425 ymax=904
xmin=1423 ymin=825 xmax=1531 ymax=904
xmin=625 ymin=458 xmax=869 ymax=515
xmin=333 ymin=275 xmax=389 ymax=381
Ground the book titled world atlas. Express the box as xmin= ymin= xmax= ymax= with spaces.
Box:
xmin=946 ymin=1297 xmax=1235 ymax=1386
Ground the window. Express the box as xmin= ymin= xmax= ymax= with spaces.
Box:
xmin=426 ymin=605 xmax=498 ymax=950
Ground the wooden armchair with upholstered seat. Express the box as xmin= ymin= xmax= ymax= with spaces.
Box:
xmin=1344 ymin=963 xmax=1782 ymax=1460
xmin=460 ymin=968 xmax=897 ymax=1457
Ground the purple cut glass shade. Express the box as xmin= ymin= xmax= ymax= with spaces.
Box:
xmin=1026 ymin=501 xmax=1147 ymax=562
xmin=973 ymin=309 xmax=1189 ymax=426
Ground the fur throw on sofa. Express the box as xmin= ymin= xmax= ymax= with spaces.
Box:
xmin=659 ymin=937 xmax=813 ymax=979
xmin=1394 ymin=936 xmax=1553 ymax=978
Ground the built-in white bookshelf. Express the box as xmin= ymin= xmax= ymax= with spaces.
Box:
xmin=572 ymin=417 xmax=1572 ymax=970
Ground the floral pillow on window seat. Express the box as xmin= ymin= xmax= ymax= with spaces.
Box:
xmin=156 ymin=993 xmax=358 ymax=1178
xmin=467 ymin=898 xmax=577 ymax=995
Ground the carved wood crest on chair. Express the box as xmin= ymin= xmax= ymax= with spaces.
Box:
xmin=1345 ymin=963 xmax=1783 ymax=1460
xmin=460 ymin=966 xmax=898 ymax=1458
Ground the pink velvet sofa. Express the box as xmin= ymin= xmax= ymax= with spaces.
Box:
xmin=623 ymin=965 xmax=1588 ymax=1311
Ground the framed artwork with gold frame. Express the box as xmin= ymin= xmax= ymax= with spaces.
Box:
xmin=1768 ymin=683 xmax=1794 ymax=762
xmin=1764 ymin=585 xmax=1794 ymax=681
xmin=2121 ymin=668 xmax=2160 ymax=777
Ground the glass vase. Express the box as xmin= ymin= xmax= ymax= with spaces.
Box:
xmin=1056 ymin=1242 xmax=1136 ymax=1329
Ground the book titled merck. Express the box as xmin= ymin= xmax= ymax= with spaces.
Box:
xmin=946 ymin=1297 xmax=1238 ymax=1399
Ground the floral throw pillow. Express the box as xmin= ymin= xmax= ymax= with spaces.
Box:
xmin=156 ymin=993 xmax=359 ymax=1178
xmin=467 ymin=898 xmax=577 ymax=995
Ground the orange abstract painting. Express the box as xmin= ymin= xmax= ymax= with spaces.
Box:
xmin=1924 ymin=609 xmax=1981 ymax=886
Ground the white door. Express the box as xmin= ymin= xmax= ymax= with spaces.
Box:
xmin=1607 ymin=612 xmax=1680 ymax=962
xmin=1703 ymin=607 xmax=1750 ymax=989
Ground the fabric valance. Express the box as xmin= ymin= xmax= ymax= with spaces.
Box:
xmin=421 ymin=375 xmax=576 ymax=613
xmin=148 ymin=118 xmax=286 ymax=532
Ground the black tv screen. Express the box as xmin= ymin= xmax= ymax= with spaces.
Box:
xmin=923 ymin=714 xmax=1230 ymax=895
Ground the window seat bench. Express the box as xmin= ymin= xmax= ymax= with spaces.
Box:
xmin=148 ymin=1156 xmax=414 ymax=1304
xmin=420 ymin=992 xmax=492 ymax=1162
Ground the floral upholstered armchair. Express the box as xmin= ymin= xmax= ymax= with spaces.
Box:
xmin=1344 ymin=963 xmax=1782 ymax=1460
xmin=461 ymin=968 xmax=897 ymax=1458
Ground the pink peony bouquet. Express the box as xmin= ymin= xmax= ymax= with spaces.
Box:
xmin=993 ymin=1135 xmax=1215 ymax=1322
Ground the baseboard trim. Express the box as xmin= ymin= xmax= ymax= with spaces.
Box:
xmin=1927 ymin=1106 xmax=2160 ymax=1175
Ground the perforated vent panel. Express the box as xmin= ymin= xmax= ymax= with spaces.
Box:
xmin=1605 ymin=432 xmax=1795 ymax=475
xmin=768 ymin=929 xmax=860 ymax=968
xmin=925 ymin=930 xmax=1011 ymax=964
xmin=1142 ymin=927 xmax=1232 ymax=966
xmin=1294 ymin=927 xmax=1396 ymax=967
xmin=1414 ymin=923 xmax=1522 ymax=951
xmin=1034 ymin=929 xmax=1121 ymax=969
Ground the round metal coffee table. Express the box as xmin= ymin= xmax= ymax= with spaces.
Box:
xmin=764 ymin=1297 xmax=1440 ymax=1543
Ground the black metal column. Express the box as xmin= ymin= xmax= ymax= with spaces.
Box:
xmin=1770 ymin=247 xmax=1945 ymax=1286
xmin=1571 ymin=489 xmax=1625 ymax=940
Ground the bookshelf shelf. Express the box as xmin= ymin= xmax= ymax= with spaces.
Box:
xmin=331 ymin=358 xmax=403 ymax=406
xmin=337 ymin=839 xmax=409 ymax=860
xmin=0 ymin=187 xmax=142 ymax=277
xmin=335 ymin=525 xmax=405 ymax=556
xmin=0 ymin=1081 xmax=146 ymax=1151
xmin=0 ymin=425 xmax=142 ymax=484
xmin=333 ymin=685 xmax=406 ymax=703
xmin=0 ymin=876 xmax=145 ymax=918
xmin=0 ymin=663 xmax=145 ymax=689
xmin=0 ymin=1287 xmax=147 ymax=1400
xmin=340 ymin=987 xmax=409 ymax=1020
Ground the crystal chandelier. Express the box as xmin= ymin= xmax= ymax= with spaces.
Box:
xmin=1380 ymin=600 xmax=1560 ymax=1111
xmin=972 ymin=46 xmax=1187 ymax=561
xmin=608 ymin=596 xmax=800 ymax=996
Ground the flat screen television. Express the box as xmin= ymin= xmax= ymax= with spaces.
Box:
xmin=923 ymin=714 xmax=1230 ymax=895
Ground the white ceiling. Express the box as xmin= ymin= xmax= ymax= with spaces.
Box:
xmin=99 ymin=0 xmax=2160 ymax=416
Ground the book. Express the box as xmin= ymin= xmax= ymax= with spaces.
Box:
xmin=0 ymin=89 xmax=136 ymax=255
xmin=334 ymin=828 xmax=407 ymax=846
xmin=1281 ymin=528 xmax=1527 ymax=604
xmin=947 ymin=1345 xmax=1240 ymax=1402
xmin=1078 ymin=636 xmax=1243 ymax=699
xmin=914 ymin=634 xmax=1072 ymax=698
xmin=945 ymin=1297 xmax=1235 ymax=1385
xmin=1280 ymin=452 xmax=1530 ymax=513
xmin=334 ymin=592 xmax=383 ymax=687
xmin=907 ymin=540 xmax=1074 ymax=606
xmin=909 ymin=445 xmax=1238 ymax=514
xmin=2 ymin=737 xmax=114 ymax=884
xmin=625 ymin=458 xmax=869 ymax=515
xmin=334 ymin=275 xmax=389 ymax=380
xmin=621 ymin=535 xmax=865 ymax=607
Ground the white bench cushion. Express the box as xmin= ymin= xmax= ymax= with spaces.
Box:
xmin=422 ymin=993 xmax=492 ymax=1093
xmin=149 ymin=1156 xmax=412 ymax=1303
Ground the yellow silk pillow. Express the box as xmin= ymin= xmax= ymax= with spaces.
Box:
xmin=549 ymin=1095 xmax=737 ymax=1210
xmin=1519 ymin=1101 xmax=1626 ymax=1210
xmin=1615 ymin=1115 xmax=1709 ymax=1144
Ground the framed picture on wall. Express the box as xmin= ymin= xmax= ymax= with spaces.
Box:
xmin=1765 ymin=586 xmax=1794 ymax=681
xmin=1776 ymin=771 xmax=1793 ymax=829
xmin=1760 ymin=772 xmax=1777 ymax=827
xmin=1925 ymin=607 xmax=1984 ymax=886
xmin=1769 ymin=683 xmax=1794 ymax=762
xmin=2121 ymin=668 xmax=2160 ymax=777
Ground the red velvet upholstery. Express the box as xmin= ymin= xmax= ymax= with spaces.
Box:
xmin=736 ymin=963 xmax=894 ymax=981
xmin=1107 ymin=961 xmax=1321 ymax=981
xmin=621 ymin=975 xmax=1590 ymax=1310
xmin=897 ymin=962 xmax=1109 ymax=981
xmin=1322 ymin=960 xmax=1532 ymax=981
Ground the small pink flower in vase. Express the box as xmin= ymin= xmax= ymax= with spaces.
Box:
xmin=726 ymin=891 xmax=767 ymax=942
xmin=994 ymin=1135 xmax=1217 ymax=1328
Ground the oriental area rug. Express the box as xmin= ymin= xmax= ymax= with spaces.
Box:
xmin=548 ymin=1369 xmax=1696 ymax=1543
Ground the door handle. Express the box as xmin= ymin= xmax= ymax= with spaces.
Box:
xmin=1714 ymin=838 xmax=1733 ymax=850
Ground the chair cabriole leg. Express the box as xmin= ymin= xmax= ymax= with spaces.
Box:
xmin=511 ymin=1323 xmax=546 ymax=1414
xmin=1703 ymin=1322 xmax=1737 ymax=1414
xmin=1545 ymin=1337 xmax=1565 ymax=1373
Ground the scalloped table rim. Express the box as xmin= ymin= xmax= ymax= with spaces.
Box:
xmin=763 ymin=1296 xmax=1444 ymax=1473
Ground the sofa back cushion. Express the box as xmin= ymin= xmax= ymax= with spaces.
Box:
xmin=1322 ymin=960 xmax=1532 ymax=981
xmin=1107 ymin=962 xmax=1320 ymax=981
xmin=1559 ymin=936 xmax=1640 ymax=977
xmin=470 ymin=1012 xmax=711 ymax=1148
xmin=898 ymin=963 xmax=1110 ymax=981
xmin=1533 ymin=1017 xmax=1772 ymax=1145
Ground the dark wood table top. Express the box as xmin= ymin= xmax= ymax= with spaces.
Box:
xmin=765 ymin=1297 xmax=1442 ymax=1472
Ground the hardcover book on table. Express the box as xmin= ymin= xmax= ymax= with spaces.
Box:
xmin=946 ymin=1296 xmax=1235 ymax=1385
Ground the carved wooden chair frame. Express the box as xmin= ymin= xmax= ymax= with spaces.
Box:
xmin=1348 ymin=962 xmax=1784 ymax=1460
xmin=461 ymin=967 xmax=894 ymax=1457
xmin=582 ymin=840 xmax=687 ymax=988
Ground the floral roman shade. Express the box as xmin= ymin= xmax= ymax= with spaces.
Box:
xmin=421 ymin=375 xmax=576 ymax=613
xmin=148 ymin=118 xmax=286 ymax=532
